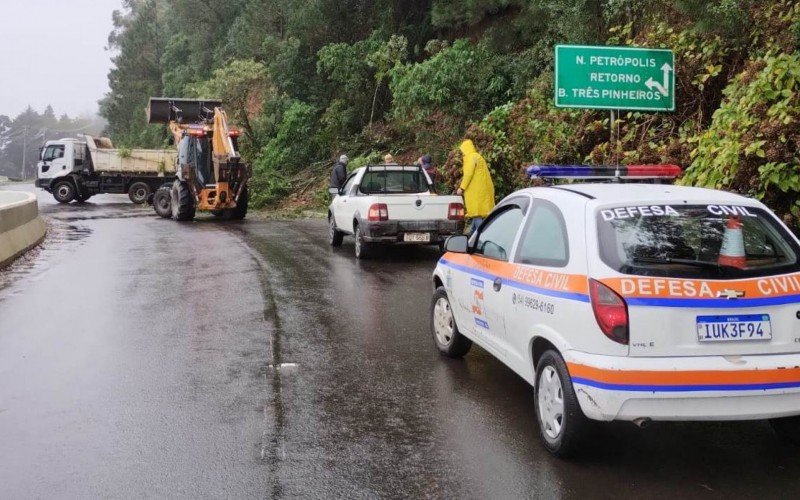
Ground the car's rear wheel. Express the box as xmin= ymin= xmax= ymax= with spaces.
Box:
xmin=534 ymin=350 xmax=587 ymax=457
xmin=354 ymin=224 xmax=371 ymax=259
xmin=329 ymin=216 xmax=344 ymax=247
xmin=430 ymin=287 xmax=472 ymax=358
xmin=769 ymin=416 xmax=800 ymax=445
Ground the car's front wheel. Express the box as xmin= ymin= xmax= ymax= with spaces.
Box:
xmin=534 ymin=350 xmax=587 ymax=457
xmin=430 ymin=287 xmax=472 ymax=358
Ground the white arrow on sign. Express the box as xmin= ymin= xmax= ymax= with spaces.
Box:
xmin=645 ymin=63 xmax=672 ymax=97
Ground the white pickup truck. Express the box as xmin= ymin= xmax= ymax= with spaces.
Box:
xmin=328 ymin=164 xmax=465 ymax=258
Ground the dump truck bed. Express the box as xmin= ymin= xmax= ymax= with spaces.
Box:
xmin=82 ymin=135 xmax=177 ymax=175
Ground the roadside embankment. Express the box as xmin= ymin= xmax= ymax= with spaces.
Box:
xmin=0 ymin=191 xmax=47 ymax=268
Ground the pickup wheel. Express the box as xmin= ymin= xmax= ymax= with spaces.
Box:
xmin=128 ymin=182 xmax=151 ymax=204
xmin=329 ymin=216 xmax=343 ymax=247
xmin=171 ymin=180 xmax=195 ymax=221
xmin=53 ymin=180 xmax=76 ymax=204
xmin=534 ymin=350 xmax=587 ymax=458
xmin=354 ymin=224 xmax=371 ymax=259
xmin=153 ymin=187 xmax=172 ymax=219
xmin=430 ymin=287 xmax=472 ymax=358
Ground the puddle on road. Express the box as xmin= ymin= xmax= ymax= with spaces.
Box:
xmin=0 ymin=218 xmax=93 ymax=299
xmin=42 ymin=202 xmax=153 ymax=222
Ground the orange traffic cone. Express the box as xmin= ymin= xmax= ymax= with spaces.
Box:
xmin=718 ymin=216 xmax=746 ymax=269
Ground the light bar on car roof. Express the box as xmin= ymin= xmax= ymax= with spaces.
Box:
xmin=526 ymin=164 xmax=682 ymax=180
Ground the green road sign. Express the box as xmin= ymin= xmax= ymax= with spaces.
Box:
xmin=555 ymin=45 xmax=675 ymax=112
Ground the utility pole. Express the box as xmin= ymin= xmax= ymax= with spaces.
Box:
xmin=21 ymin=125 xmax=28 ymax=180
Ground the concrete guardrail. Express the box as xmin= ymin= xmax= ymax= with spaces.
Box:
xmin=0 ymin=191 xmax=47 ymax=268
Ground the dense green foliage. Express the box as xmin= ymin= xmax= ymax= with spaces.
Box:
xmin=102 ymin=0 xmax=800 ymax=222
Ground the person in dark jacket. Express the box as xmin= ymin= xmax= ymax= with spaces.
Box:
xmin=418 ymin=154 xmax=436 ymax=186
xmin=330 ymin=155 xmax=348 ymax=190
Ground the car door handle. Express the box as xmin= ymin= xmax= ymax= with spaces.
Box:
xmin=493 ymin=277 xmax=502 ymax=291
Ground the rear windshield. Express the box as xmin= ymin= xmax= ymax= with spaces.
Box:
xmin=360 ymin=170 xmax=429 ymax=194
xmin=597 ymin=204 xmax=800 ymax=279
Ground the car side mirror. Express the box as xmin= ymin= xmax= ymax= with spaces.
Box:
xmin=328 ymin=187 xmax=339 ymax=196
xmin=444 ymin=235 xmax=469 ymax=254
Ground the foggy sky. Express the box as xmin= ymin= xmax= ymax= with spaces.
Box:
xmin=0 ymin=0 xmax=123 ymax=119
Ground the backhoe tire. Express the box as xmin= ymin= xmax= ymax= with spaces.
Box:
xmin=171 ymin=180 xmax=195 ymax=221
xmin=153 ymin=186 xmax=172 ymax=219
xmin=53 ymin=180 xmax=76 ymax=204
xmin=222 ymin=187 xmax=249 ymax=220
xmin=128 ymin=182 xmax=151 ymax=204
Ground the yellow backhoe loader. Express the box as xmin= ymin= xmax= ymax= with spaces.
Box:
xmin=147 ymin=98 xmax=251 ymax=221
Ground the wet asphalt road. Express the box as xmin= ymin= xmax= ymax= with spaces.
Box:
xmin=2 ymin=185 xmax=800 ymax=498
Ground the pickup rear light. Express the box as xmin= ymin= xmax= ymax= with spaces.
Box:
xmin=228 ymin=128 xmax=241 ymax=137
xmin=187 ymin=128 xmax=206 ymax=137
xmin=589 ymin=279 xmax=628 ymax=345
xmin=368 ymin=203 xmax=389 ymax=221
xmin=448 ymin=202 xmax=465 ymax=221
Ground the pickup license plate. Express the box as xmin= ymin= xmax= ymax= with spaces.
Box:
xmin=696 ymin=314 xmax=772 ymax=342
xmin=404 ymin=232 xmax=430 ymax=243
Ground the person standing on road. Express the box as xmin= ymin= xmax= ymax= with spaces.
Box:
xmin=455 ymin=139 xmax=495 ymax=234
xmin=330 ymin=155 xmax=349 ymax=190
xmin=383 ymin=154 xmax=398 ymax=165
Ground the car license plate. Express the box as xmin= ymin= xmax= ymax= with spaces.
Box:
xmin=404 ymin=232 xmax=430 ymax=243
xmin=696 ymin=314 xmax=772 ymax=342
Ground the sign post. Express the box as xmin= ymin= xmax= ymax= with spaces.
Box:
xmin=555 ymin=44 xmax=675 ymax=165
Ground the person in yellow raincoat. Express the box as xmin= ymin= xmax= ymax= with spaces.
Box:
xmin=456 ymin=139 xmax=495 ymax=234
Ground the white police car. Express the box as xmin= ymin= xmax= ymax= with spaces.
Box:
xmin=430 ymin=164 xmax=800 ymax=456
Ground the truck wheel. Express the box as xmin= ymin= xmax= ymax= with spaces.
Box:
xmin=153 ymin=187 xmax=172 ymax=219
xmin=430 ymin=287 xmax=472 ymax=358
xmin=354 ymin=224 xmax=372 ymax=259
xmin=128 ymin=182 xmax=151 ymax=204
xmin=75 ymin=193 xmax=93 ymax=204
xmin=53 ymin=181 xmax=76 ymax=204
xmin=222 ymin=186 xmax=248 ymax=220
xmin=534 ymin=350 xmax=587 ymax=458
xmin=769 ymin=416 xmax=800 ymax=445
xmin=171 ymin=180 xmax=195 ymax=221
xmin=329 ymin=216 xmax=343 ymax=247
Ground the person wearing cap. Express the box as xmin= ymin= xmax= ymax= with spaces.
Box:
xmin=330 ymin=154 xmax=349 ymax=190
xmin=456 ymin=139 xmax=495 ymax=234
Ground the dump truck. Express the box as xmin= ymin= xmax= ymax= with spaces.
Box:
xmin=147 ymin=98 xmax=251 ymax=221
xmin=35 ymin=135 xmax=177 ymax=204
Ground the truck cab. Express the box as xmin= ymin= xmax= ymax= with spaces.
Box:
xmin=36 ymin=138 xmax=86 ymax=188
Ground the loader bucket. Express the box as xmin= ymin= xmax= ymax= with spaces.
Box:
xmin=147 ymin=98 xmax=223 ymax=124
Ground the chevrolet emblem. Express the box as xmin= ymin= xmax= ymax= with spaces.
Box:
xmin=717 ymin=289 xmax=745 ymax=299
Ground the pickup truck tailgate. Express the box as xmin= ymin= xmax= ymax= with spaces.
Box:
xmin=384 ymin=195 xmax=460 ymax=220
